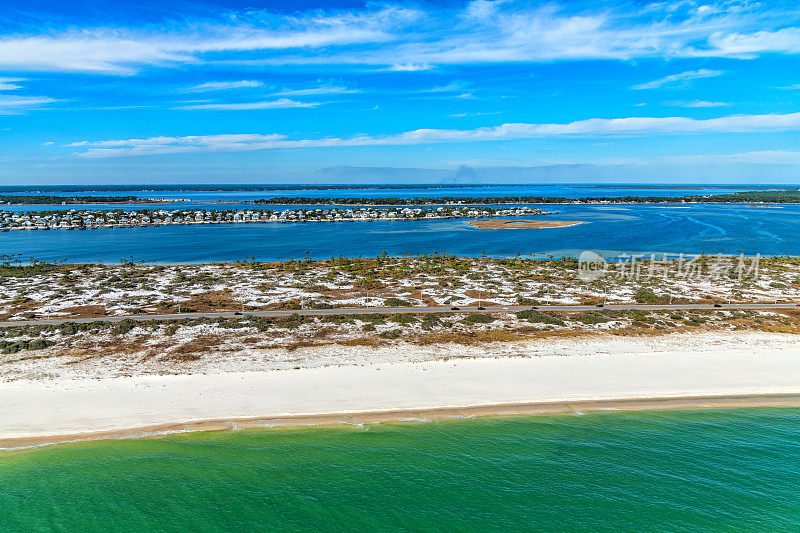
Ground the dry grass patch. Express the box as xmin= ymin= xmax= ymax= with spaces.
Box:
xmin=57 ymin=305 xmax=108 ymax=318
xmin=411 ymin=330 xmax=528 ymax=345
xmin=180 ymin=291 xmax=239 ymax=313
xmin=0 ymin=299 xmax=43 ymax=320
xmin=337 ymin=337 xmax=385 ymax=347
xmin=165 ymin=334 xmax=225 ymax=360
xmin=284 ymin=340 xmax=331 ymax=351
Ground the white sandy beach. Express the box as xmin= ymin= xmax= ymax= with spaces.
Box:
xmin=1 ymin=331 xmax=799 ymax=445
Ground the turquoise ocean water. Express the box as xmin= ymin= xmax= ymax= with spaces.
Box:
xmin=3 ymin=408 xmax=800 ymax=531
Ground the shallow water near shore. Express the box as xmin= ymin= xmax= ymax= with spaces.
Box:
xmin=2 ymin=407 xmax=800 ymax=531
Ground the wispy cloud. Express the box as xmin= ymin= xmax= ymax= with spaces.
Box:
xmin=272 ymin=85 xmax=357 ymax=96
xmin=778 ymin=83 xmax=800 ymax=90
xmin=420 ymin=81 xmax=469 ymax=93
xmin=664 ymin=150 xmax=800 ymax=164
xmin=0 ymin=77 xmax=24 ymax=91
xmin=449 ymin=111 xmax=501 ymax=117
xmin=382 ymin=63 xmax=432 ymax=71
xmin=670 ymin=100 xmax=731 ymax=107
xmin=0 ymin=7 xmax=418 ymax=74
xmin=0 ymin=95 xmax=57 ymax=114
xmin=2 ymin=2 xmax=800 ymax=74
xmin=184 ymin=80 xmax=263 ymax=92
xmin=174 ymin=98 xmax=319 ymax=110
xmin=73 ymin=111 xmax=800 ymax=157
xmin=632 ymin=69 xmax=724 ymax=90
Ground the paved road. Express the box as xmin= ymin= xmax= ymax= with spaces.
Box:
xmin=2 ymin=302 xmax=798 ymax=327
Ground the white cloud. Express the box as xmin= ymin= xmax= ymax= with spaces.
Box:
xmin=421 ymin=81 xmax=469 ymax=93
xmin=778 ymin=83 xmax=800 ymax=90
xmin=632 ymin=69 xmax=724 ymax=90
xmin=184 ymin=80 xmax=263 ymax=92
xmin=2 ymin=2 xmax=800 ymax=74
xmin=704 ymin=28 xmax=800 ymax=59
xmin=0 ymin=7 xmax=419 ymax=74
xmin=670 ymin=100 xmax=731 ymax=107
xmin=0 ymin=95 xmax=56 ymax=114
xmin=174 ymin=98 xmax=319 ymax=110
xmin=310 ymin=3 xmax=800 ymax=67
xmin=73 ymin=111 xmax=800 ymax=157
xmin=449 ymin=111 xmax=502 ymax=117
xmin=664 ymin=150 xmax=800 ymax=164
xmin=383 ymin=63 xmax=432 ymax=71
xmin=463 ymin=0 xmax=511 ymax=22
xmin=272 ymin=85 xmax=357 ymax=96
xmin=0 ymin=77 xmax=24 ymax=91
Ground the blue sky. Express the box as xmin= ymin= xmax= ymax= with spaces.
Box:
xmin=1 ymin=0 xmax=800 ymax=184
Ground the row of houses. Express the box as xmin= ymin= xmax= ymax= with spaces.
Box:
xmin=0 ymin=205 xmax=551 ymax=230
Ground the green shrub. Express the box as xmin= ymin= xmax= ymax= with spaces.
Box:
xmin=633 ymin=287 xmax=660 ymax=303
xmin=0 ymin=338 xmax=55 ymax=353
xmin=574 ymin=312 xmax=612 ymax=324
xmin=322 ymin=315 xmax=355 ymax=324
xmin=27 ymin=338 xmax=54 ymax=350
xmin=462 ymin=313 xmax=495 ymax=324
xmin=516 ymin=310 xmax=565 ymax=326
xmin=384 ymin=297 xmax=412 ymax=307
xmin=421 ymin=314 xmax=441 ymax=329
xmin=390 ymin=314 xmax=417 ymax=325
xmin=379 ymin=329 xmax=401 ymax=339
xmin=113 ymin=319 xmax=137 ymax=335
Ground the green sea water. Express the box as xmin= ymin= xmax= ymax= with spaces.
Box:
xmin=2 ymin=408 xmax=800 ymax=531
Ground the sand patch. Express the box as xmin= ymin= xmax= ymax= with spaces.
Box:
xmin=468 ymin=219 xmax=586 ymax=230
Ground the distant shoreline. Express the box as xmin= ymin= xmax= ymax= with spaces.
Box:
xmin=4 ymin=198 xmax=798 ymax=207
xmin=3 ymin=200 xmax=796 ymax=209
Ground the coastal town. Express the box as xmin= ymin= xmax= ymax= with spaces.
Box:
xmin=0 ymin=205 xmax=551 ymax=231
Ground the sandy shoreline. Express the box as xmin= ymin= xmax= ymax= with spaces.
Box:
xmin=2 ymin=331 xmax=799 ymax=449
xmin=4 ymin=394 xmax=800 ymax=451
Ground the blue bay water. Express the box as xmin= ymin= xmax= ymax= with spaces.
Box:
xmin=3 ymin=203 xmax=799 ymax=263
xmin=2 ymin=408 xmax=800 ymax=531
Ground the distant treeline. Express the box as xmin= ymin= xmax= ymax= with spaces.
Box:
xmin=253 ymin=191 xmax=800 ymax=205
xmin=693 ymin=191 xmax=800 ymax=203
xmin=0 ymin=195 xmax=145 ymax=205
xmin=0 ymin=184 xmax=488 ymax=193
xmin=0 ymin=184 xmax=791 ymax=193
